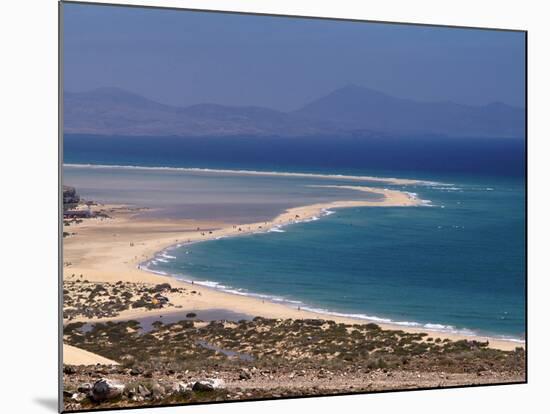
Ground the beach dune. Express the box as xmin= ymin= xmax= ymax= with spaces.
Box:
xmin=63 ymin=344 xmax=119 ymax=366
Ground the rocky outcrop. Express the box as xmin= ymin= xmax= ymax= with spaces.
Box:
xmin=90 ymin=378 xmax=124 ymax=402
xmin=192 ymin=378 xmax=225 ymax=392
xmin=63 ymin=371 xmax=228 ymax=411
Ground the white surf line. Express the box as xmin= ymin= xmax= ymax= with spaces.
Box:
xmin=63 ymin=163 xmax=437 ymax=186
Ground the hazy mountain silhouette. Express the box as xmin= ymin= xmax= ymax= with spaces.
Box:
xmin=64 ymin=87 xmax=337 ymax=137
xmin=64 ymin=86 xmax=524 ymax=138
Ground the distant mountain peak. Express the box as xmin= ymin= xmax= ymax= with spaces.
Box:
xmin=294 ymin=85 xmax=524 ymax=138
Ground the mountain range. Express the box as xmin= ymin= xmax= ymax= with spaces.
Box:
xmin=64 ymin=85 xmax=525 ymax=139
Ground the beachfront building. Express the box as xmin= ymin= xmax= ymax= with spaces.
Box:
xmin=63 ymin=185 xmax=80 ymax=210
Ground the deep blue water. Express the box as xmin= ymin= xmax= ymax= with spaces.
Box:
xmin=64 ymin=134 xmax=525 ymax=180
xmin=63 ymin=134 xmax=526 ymax=339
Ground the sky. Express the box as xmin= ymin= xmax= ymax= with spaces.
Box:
xmin=63 ymin=2 xmax=526 ymax=111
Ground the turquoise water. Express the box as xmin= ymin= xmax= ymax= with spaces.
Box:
xmin=63 ymin=135 xmax=525 ymax=340
xmin=146 ymin=177 xmax=525 ymax=340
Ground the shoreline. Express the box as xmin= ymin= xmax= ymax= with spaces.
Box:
xmin=62 ymin=186 xmax=523 ymax=352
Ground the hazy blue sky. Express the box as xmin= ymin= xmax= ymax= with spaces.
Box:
xmin=63 ymin=3 xmax=525 ymax=111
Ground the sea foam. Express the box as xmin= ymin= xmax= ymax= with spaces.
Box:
xmin=63 ymin=162 xmax=440 ymax=186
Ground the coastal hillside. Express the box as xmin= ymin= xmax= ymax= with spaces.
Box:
xmin=64 ymin=86 xmax=524 ymax=139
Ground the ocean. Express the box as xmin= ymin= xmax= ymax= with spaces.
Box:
xmin=63 ymin=134 xmax=526 ymax=340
